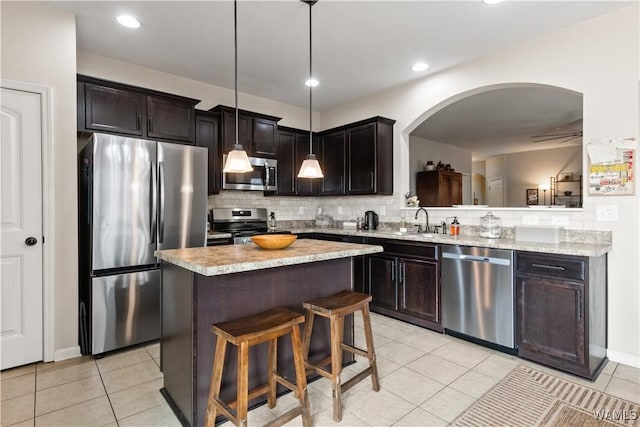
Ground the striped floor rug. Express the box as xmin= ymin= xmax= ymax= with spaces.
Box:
xmin=452 ymin=365 xmax=639 ymax=427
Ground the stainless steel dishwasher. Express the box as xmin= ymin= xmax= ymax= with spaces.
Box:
xmin=440 ymin=245 xmax=515 ymax=349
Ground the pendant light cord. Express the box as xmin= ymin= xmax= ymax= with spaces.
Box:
xmin=308 ymin=1 xmax=313 ymax=154
xmin=234 ymin=0 xmax=239 ymax=148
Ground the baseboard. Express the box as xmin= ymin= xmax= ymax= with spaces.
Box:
xmin=607 ymin=349 xmax=640 ymax=368
xmin=54 ymin=346 xmax=82 ymax=362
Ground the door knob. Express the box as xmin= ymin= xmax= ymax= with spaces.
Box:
xmin=25 ymin=237 xmax=38 ymax=246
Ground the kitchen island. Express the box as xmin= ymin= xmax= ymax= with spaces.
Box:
xmin=155 ymin=239 xmax=383 ymax=427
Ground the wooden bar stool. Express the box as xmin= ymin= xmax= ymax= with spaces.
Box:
xmin=302 ymin=290 xmax=380 ymax=422
xmin=204 ymin=307 xmax=311 ymax=427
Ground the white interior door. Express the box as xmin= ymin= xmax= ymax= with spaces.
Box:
xmin=487 ymin=176 xmax=504 ymax=207
xmin=1 ymin=87 xmax=44 ymax=369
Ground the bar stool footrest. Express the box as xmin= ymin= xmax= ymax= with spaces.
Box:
xmin=264 ymin=406 xmax=305 ymax=427
xmin=342 ymin=367 xmax=375 ymax=393
xmin=341 ymin=343 xmax=368 ymax=358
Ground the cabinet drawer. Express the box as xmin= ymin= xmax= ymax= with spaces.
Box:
xmin=517 ymin=252 xmax=585 ymax=281
xmin=366 ymin=238 xmax=437 ymax=260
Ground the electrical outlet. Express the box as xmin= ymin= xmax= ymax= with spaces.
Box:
xmin=522 ymin=215 xmax=540 ymax=225
xmin=298 ymin=206 xmax=304 ymax=215
xmin=379 ymin=206 xmax=386 ymax=216
xmin=337 ymin=206 xmax=343 ymax=214
xmin=596 ymin=205 xmax=618 ymax=221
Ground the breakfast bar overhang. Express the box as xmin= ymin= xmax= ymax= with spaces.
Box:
xmin=155 ymin=239 xmax=383 ymax=426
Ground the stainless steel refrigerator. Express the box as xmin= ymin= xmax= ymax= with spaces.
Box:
xmin=78 ymin=133 xmax=207 ymax=355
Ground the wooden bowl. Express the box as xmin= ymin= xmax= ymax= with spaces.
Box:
xmin=251 ymin=234 xmax=297 ymax=250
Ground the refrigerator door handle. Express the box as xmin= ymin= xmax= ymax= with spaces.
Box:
xmin=150 ymin=162 xmax=157 ymax=244
xmin=158 ymin=161 xmax=165 ymax=243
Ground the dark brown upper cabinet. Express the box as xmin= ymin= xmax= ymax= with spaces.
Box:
xmin=77 ymin=75 xmax=199 ymax=144
xmin=147 ymin=95 xmax=195 ymax=143
xmin=319 ymin=116 xmax=395 ymax=196
xmin=210 ymin=105 xmax=281 ymax=158
xmin=195 ymin=111 xmax=220 ymax=195
xmin=318 ymin=130 xmax=346 ymax=195
xmin=275 ymin=126 xmax=319 ymax=196
xmin=82 ymin=83 xmax=145 ymax=136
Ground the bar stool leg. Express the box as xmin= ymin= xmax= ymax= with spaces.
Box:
xmin=291 ymin=324 xmax=312 ymax=427
xmin=330 ymin=314 xmax=345 ymax=422
xmin=237 ymin=341 xmax=250 ymax=427
xmin=361 ymin=304 xmax=380 ymax=391
xmin=301 ymin=310 xmax=315 ymax=362
xmin=266 ymin=338 xmax=278 ymax=409
xmin=205 ymin=337 xmax=228 ymax=427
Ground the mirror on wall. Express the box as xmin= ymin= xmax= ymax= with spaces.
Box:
xmin=409 ymin=84 xmax=583 ymax=208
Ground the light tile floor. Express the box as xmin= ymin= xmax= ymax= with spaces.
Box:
xmin=2 ymin=313 xmax=639 ymax=426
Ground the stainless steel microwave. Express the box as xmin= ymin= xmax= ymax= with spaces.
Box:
xmin=222 ymin=156 xmax=278 ymax=191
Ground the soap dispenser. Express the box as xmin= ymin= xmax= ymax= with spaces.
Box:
xmin=450 ymin=217 xmax=460 ymax=236
xmin=269 ymin=211 xmax=277 ymax=231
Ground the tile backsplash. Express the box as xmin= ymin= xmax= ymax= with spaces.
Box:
xmin=209 ymin=191 xmax=612 ymax=241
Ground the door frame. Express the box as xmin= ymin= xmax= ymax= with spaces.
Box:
xmin=2 ymin=78 xmax=54 ymax=363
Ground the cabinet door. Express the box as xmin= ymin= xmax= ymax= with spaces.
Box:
xmin=449 ymin=173 xmax=463 ymax=205
xmin=147 ymin=95 xmax=195 ymax=143
xmin=276 ymin=131 xmax=296 ymax=195
xmin=347 ymin=123 xmax=376 ymax=194
xmin=84 ymin=84 xmax=144 ymax=136
xmin=516 ymin=275 xmax=586 ymax=367
xmin=399 ymin=258 xmax=439 ymax=323
xmin=367 ymin=255 xmax=397 ymax=311
xmin=221 ymin=111 xmax=253 ymax=155
xmin=319 ymin=130 xmax=345 ymax=195
xmin=253 ymin=117 xmax=277 ymax=158
xmin=195 ymin=113 xmax=220 ymax=195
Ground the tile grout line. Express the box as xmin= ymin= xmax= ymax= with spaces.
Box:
xmin=95 ymin=358 xmax=120 ymax=426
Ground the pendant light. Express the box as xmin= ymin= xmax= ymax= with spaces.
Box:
xmin=297 ymin=0 xmax=324 ymax=179
xmin=223 ymin=0 xmax=253 ymax=173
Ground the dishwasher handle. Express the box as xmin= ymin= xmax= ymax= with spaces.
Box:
xmin=442 ymin=251 xmax=511 ymax=266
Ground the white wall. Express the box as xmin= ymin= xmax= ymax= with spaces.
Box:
xmin=322 ymin=5 xmax=640 ymax=365
xmin=78 ymin=51 xmax=317 ymax=131
xmin=505 ymin=145 xmax=582 ymax=207
xmin=408 ymin=136 xmax=472 ymax=196
xmin=1 ymin=2 xmax=78 ymax=358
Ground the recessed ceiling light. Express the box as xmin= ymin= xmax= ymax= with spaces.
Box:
xmin=483 ymin=0 xmax=505 ymax=4
xmin=117 ymin=15 xmax=140 ymax=29
xmin=412 ymin=62 xmax=429 ymax=72
xmin=305 ymin=78 xmax=319 ymax=87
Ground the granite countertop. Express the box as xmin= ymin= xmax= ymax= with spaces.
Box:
xmin=286 ymin=228 xmax=611 ymax=257
xmin=155 ymin=238 xmax=383 ymax=276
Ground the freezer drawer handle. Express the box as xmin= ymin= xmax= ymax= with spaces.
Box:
xmin=531 ymin=263 xmax=566 ymax=271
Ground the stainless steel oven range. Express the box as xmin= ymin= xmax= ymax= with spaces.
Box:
xmin=211 ymin=207 xmax=289 ymax=244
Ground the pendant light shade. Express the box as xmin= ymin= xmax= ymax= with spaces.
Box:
xmin=297 ymin=0 xmax=323 ymax=179
xmin=223 ymin=0 xmax=253 ymax=174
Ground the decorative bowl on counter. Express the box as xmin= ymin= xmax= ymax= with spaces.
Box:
xmin=251 ymin=234 xmax=297 ymax=250
xmin=563 ymin=191 xmax=573 ymax=196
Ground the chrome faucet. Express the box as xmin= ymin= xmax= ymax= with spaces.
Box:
xmin=414 ymin=207 xmax=430 ymax=233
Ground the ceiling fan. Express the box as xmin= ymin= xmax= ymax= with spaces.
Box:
xmin=530 ymin=121 xmax=583 ymax=144
xmin=531 ymin=130 xmax=583 ymax=143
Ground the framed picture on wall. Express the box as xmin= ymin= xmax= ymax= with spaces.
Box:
xmin=526 ymin=188 xmax=539 ymax=205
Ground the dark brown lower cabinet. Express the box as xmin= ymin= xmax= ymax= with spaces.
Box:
xmin=516 ymin=251 xmax=607 ymax=380
xmin=365 ymin=240 xmax=441 ymax=331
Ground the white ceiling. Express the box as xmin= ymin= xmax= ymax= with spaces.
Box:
xmin=51 ymin=1 xmax=630 ymax=157
xmin=411 ymin=85 xmax=584 ymax=160
xmin=52 ymin=0 xmax=631 ymax=111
